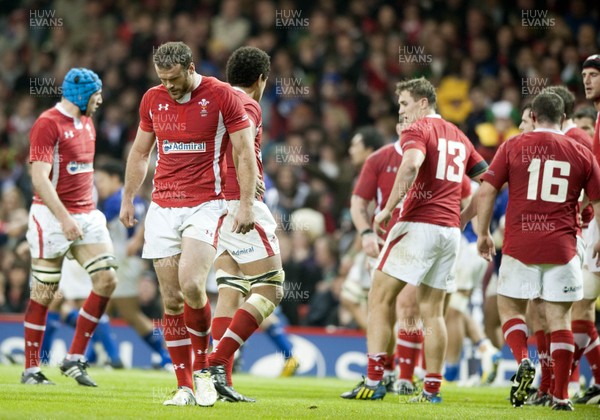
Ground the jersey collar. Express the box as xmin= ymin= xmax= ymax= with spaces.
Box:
xmin=562 ymin=120 xmax=577 ymax=134
xmin=176 ymin=73 xmax=202 ymax=104
xmin=533 ymin=127 xmax=563 ymax=135
xmin=55 ymin=102 xmax=83 ymax=128
xmin=394 ymin=140 xmax=403 ymax=155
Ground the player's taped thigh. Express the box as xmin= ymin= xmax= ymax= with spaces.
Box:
xmin=246 ymin=293 xmax=276 ymax=320
xmin=248 ymin=269 xmax=285 ymax=288
xmin=83 ymin=253 xmax=118 ymax=276
xmin=31 ymin=265 xmax=61 ymax=284
xmin=216 ymin=269 xmax=251 ymax=296
xmin=448 ymin=292 xmax=470 ymax=315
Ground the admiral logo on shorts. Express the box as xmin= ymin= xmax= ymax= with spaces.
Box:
xmin=563 ymin=285 xmax=582 ymax=294
xmin=66 ymin=161 xmax=93 ymax=175
xmin=162 ymin=140 xmax=206 ymax=153
xmin=231 ymin=246 xmax=255 ymax=257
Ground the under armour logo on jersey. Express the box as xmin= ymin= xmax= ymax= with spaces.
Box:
xmin=64 ymin=130 xmax=74 ymax=138
xmin=173 ymin=363 xmax=185 ymax=370
xmin=386 ymin=166 xmax=397 ymax=173
xmin=26 ymin=341 xmax=39 ymax=347
xmin=158 ymin=104 xmax=169 ymax=111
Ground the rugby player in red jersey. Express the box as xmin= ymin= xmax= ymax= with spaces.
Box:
xmin=120 ymin=42 xmax=257 ymax=407
xmin=569 ymin=54 xmax=600 ymax=405
xmin=202 ymin=46 xmax=282 ymax=403
xmin=342 ymin=77 xmax=488 ymax=403
xmin=476 ymin=91 xmax=600 ymax=410
xmin=22 ymin=68 xmax=118 ymax=387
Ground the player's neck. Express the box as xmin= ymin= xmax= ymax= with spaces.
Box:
xmin=234 ymin=85 xmax=258 ymax=102
xmin=59 ymin=99 xmax=83 ymax=119
xmin=535 ymin=122 xmax=561 ymax=131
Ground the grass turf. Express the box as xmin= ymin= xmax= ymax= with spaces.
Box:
xmin=0 ymin=365 xmax=597 ymax=419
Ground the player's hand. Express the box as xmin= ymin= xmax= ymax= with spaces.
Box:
xmin=120 ymin=200 xmax=138 ymax=228
xmin=373 ymin=208 xmax=391 ymax=236
xmin=60 ymin=215 xmax=83 ymax=241
xmin=232 ymin=204 xmax=255 ymax=234
xmin=593 ymin=240 xmax=600 ymax=267
xmin=255 ymin=177 xmax=265 ymax=199
xmin=477 ymin=233 xmax=496 ymax=262
xmin=361 ymin=232 xmax=380 ymax=258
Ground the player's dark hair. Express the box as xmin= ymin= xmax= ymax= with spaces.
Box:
xmin=97 ymin=161 xmax=125 ymax=183
xmin=543 ymin=86 xmax=575 ymax=119
xmin=531 ymin=91 xmax=564 ymax=125
xmin=153 ymin=42 xmax=193 ymax=70
xmin=354 ymin=126 xmax=384 ymax=152
xmin=226 ymin=46 xmax=271 ymax=87
xmin=395 ymin=77 xmax=437 ymax=107
xmin=521 ymin=102 xmax=532 ymax=113
xmin=574 ymin=106 xmax=597 ymax=121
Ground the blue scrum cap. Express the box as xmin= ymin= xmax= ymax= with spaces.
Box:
xmin=62 ymin=68 xmax=102 ymax=112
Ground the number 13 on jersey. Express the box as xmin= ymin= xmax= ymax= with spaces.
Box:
xmin=436 ymin=138 xmax=466 ymax=182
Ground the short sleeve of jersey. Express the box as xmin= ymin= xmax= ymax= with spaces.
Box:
xmin=465 ymin=145 xmax=488 ymax=178
xmin=584 ymin=150 xmax=600 ymax=201
xmin=460 ymin=175 xmax=472 ymax=199
xmin=400 ymin=125 xmax=427 ymax=154
xmin=139 ymin=90 xmax=154 ymax=133
xmin=219 ymin=85 xmax=251 ymax=134
xmin=481 ymin=141 xmax=509 ymax=190
xmin=353 ymin=158 xmax=378 ymax=200
xmin=29 ymin=117 xmax=59 ymax=164
xmin=244 ymin=99 xmax=261 ymax=130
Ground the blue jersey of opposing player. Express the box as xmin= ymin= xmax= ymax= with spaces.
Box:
xmin=98 ymin=188 xmax=146 ymax=257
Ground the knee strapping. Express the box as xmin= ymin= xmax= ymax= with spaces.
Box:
xmin=248 ymin=269 xmax=285 ymax=288
xmin=31 ymin=265 xmax=61 ymax=284
xmin=246 ymin=293 xmax=276 ymax=319
xmin=83 ymin=253 xmax=118 ymax=276
xmin=216 ymin=269 xmax=251 ymax=296
xmin=448 ymin=292 xmax=469 ymax=315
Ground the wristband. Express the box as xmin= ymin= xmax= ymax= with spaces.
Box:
xmin=360 ymin=228 xmax=374 ymax=236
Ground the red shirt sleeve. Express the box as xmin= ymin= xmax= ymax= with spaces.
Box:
xmin=481 ymin=141 xmax=509 ymax=190
xmin=584 ymin=149 xmax=600 ymax=201
xmin=29 ymin=117 xmax=59 ymax=164
xmin=139 ymin=90 xmax=154 ymax=133
xmin=400 ymin=124 xmax=427 ymax=154
xmin=460 ymin=175 xmax=472 ymax=199
xmin=464 ymin=140 xmax=488 ymax=178
xmin=353 ymin=157 xmax=378 ymax=200
xmin=219 ymin=85 xmax=251 ymax=134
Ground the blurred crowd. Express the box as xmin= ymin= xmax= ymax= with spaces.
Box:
xmin=0 ymin=0 xmax=599 ymax=326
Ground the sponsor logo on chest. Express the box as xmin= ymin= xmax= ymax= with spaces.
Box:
xmin=162 ymin=140 xmax=206 ymax=154
xmin=66 ymin=161 xmax=93 ymax=174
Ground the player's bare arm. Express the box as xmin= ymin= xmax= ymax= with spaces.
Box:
xmin=350 ymin=194 xmax=379 ymax=258
xmin=232 ymin=120 xmax=264 ymax=199
xmin=31 ymin=161 xmax=83 ymax=241
xmin=229 ymin=126 xmax=258 ymax=234
xmin=590 ymin=199 xmax=600 ymax=266
xmin=475 ymin=181 xmax=499 ymax=262
xmin=120 ymin=128 xmax=155 ymax=228
xmin=374 ymin=148 xmax=425 ymax=235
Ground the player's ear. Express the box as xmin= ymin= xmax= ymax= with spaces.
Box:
xmin=188 ymin=62 xmax=195 ymax=74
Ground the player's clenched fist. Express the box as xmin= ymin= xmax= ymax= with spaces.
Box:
xmin=60 ymin=215 xmax=83 ymax=241
xmin=477 ymin=234 xmax=496 ymax=262
xmin=120 ymin=200 xmax=138 ymax=228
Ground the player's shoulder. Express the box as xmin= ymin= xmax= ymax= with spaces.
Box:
xmin=368 ymin=142 xmax=399 ymax=163
xmin=32 ymin=107 xmax=64 ymax=131
xmin=142 ymin=84 xmax=168 ymax=102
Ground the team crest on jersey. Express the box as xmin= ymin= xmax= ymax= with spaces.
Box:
xmin=66 ymin=161 xmax=93 ymax=174
xmin=162 ymin=140 xmax=206 ymax=153
xmin=198 ymin=99 xmax=209 ymax=117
